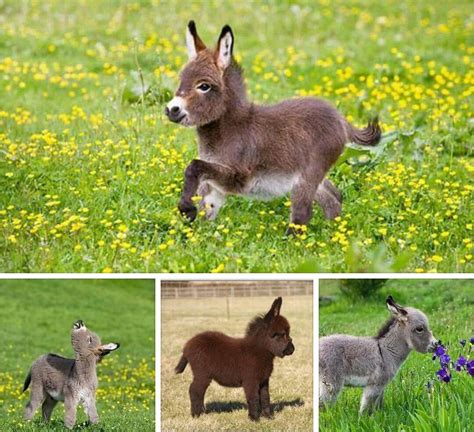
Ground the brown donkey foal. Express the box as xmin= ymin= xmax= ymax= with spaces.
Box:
xmin=166 ymin=21 xmax=381 ymax=234
xmin=175 ymin=297 xmax=295 ymax=420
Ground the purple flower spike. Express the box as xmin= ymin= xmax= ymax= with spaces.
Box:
xmin=439 ymin=354 xmax=451 ymax=367
xmin=455 ymin=356 xmax=467 ymax=371
xmin=434 ymin=345 xmax=446 ymax=357
xmin=470 ymin=337 xmax=474 ymax=345
xmin=467 ymin=360 xmax=474 ymax=376
xmin=436 ymin=368 xmax=451 ymax=383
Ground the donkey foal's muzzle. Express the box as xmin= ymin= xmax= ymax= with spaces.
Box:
xmin=283 ymin=342 xmax=295 ymax=356
xmin=165 ymin=98 xmax=187 ymax=124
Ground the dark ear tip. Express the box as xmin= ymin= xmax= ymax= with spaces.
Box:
xmin=220 ymin=24 xmax=233 ymax=37
xmin=386 ymin=295 xmax=394 ymax=303
xmin=188 ymin=20 xmax=196 ymax=33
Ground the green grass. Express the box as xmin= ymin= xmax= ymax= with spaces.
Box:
xmin=0 ymin=279 xmax=155 ymax=431
xmin=319 ymin=279 xmax=474 ymax=431
xmin=161 ymin=295 xmax=313 ymax=431
xmin=0 ymin=0 xmax=472 ymax=272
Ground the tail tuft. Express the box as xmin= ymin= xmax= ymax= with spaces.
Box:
xmin=22 ymin=371 xmax=31 ymax=393
xmin=350 ymin=117 xmax=382 ymax=146
xmin=175 ymin=355 xmax=188 ymax=374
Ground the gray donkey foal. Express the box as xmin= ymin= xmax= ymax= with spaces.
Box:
xmin=319 ymin=296 xmax=438 ymax=414
xmin=23 ymin=320 xmax=120 ymax=429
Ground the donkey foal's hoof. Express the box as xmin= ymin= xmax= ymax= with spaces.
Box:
xmin=178 ymin=203 xmax=197 ymax=222
xmin=286 ymin=226 xmax=305 ymax=237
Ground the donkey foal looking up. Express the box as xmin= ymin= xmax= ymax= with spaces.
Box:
xmin=319 ymin=296 xmax=438 ymax=414
xmin=23 ymin=320 xmax=120 ymax=429
xmin=166 ymin=21 xmax=382 ymax=234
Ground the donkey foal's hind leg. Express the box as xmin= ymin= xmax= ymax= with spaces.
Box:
xmin=288 ymin=174 xmax=322 ymax=235
xmin=42 ymin=395 xmax=58 ymax=422
xmin=319 ymin=373 xmax=343 ymax=408
xmin=315 ymin=179 xmax=342 ymax=220
xmin=198 ymin=182 xmax=226 ymax=220
xmin=24 ymin=383 xmax=45 ymax=421
xmin=189 ymin=378 xmax=211 ymax=417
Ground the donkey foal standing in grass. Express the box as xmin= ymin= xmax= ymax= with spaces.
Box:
xmin=165 ymin=21 xmax=381 ymax=234
xmin=175 ymin=297 xmax=295 ymax=421
xmin=23 ymin=320 xmax=120 ymax=429
xmin=319 ymin=296 xmax=439 ymax=414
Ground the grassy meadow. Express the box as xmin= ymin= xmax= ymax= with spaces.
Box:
xmin=319 ymin=279 xmax=474 ymax=431
xmin=0 ymin=279 xmax=155 ymax=431
xmin=0 ymin=0 xmax=472 ymax=273
xmin=161 ymin=295 xmax=313 ymax=431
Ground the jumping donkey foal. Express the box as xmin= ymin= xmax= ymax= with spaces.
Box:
xmin=175 ymin=297 xmax=295 ymax=420
xmin=166 ymin=21 xmax=382 ymax=234
xmin=319 ymin=296 xmax=439 ymax=414
xmin=23 ymin=320 xmax=120 ymax=429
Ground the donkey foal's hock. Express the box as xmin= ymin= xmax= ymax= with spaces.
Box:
xmin=175 ymin=297 xmax=294 ymax=421
xmin=23 ymin=320 xmax=120 ymax=429
xmin=166 ymin=21 xmax=381 ymax=234
xmin=319 ymin=296 xmax=439 ymax=414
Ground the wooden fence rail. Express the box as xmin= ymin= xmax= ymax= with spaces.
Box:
xmin=161 ymin=280 xmax=313 ymax=299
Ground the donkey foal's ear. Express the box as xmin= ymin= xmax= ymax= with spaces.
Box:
xmin=216 ymin=24 xmax=234 ymax=70
xmin=386 ymin=295 xmax=408 ymax=318
xmin=186 ymin=20 xmax=206 ymax=60
xmin=265 ymin=296 xmax=282 ymax=322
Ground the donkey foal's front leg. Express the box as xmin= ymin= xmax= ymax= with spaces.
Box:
xmin=259 ymin=379 xmax=272 ymax=419
xmin=85 ymin=395 xmax=100 ymax=424
xmin=359 ymin=385 xmax=384 ymax=415
xmin=64 ymin=396 xmax=78 ymax=429
xmin=179 ymin=159 xmax=247 ymax=221
xmin=244 ymin=382 xmax=261 ymax=421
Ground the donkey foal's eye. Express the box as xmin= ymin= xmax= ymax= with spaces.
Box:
xmin=196 ymin=83 xmax=211 ymax=93
xmin=415 ymin=326 xmax=424 ymax=333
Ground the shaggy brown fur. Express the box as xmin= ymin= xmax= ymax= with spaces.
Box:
xmin=165 ymin=21 xmax=381 ymax=234
xmin=175 ymin=297 xmax=294 ymax=421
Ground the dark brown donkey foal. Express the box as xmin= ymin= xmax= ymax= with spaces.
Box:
xmin=165 ymin=21 xmax=381 ymax=234
xmin=175 ymin=297 xmax=295 ymax=420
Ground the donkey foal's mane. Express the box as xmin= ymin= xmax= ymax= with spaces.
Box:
xmin=246 ymin=314 xmax=267 ymax=336
xmin=375 ymin=317 xmax=396 ymax=339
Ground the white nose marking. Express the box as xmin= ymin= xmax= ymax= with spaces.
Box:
xmin=167 ymin=96 xmax=186 ymax=112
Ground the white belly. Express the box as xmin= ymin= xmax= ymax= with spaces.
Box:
xmin=244 ymin=173 xmax=299 ymax=200
xmin=344 ymin=375 xmax=368 ymax=387
xmin=48 ymin=389 xmax=64 ymax=401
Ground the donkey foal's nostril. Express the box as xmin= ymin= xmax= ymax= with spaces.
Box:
xmin=171 ymin=106 xmax=180 ymax=115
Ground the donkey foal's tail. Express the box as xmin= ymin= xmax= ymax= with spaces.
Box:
xmin=175 ymin=355 xmax=188 ymax=374
xmin=349 ymin=117 xmax=382 ymax=146
xmin=22 ymin=370 xmax=32 ymax=392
